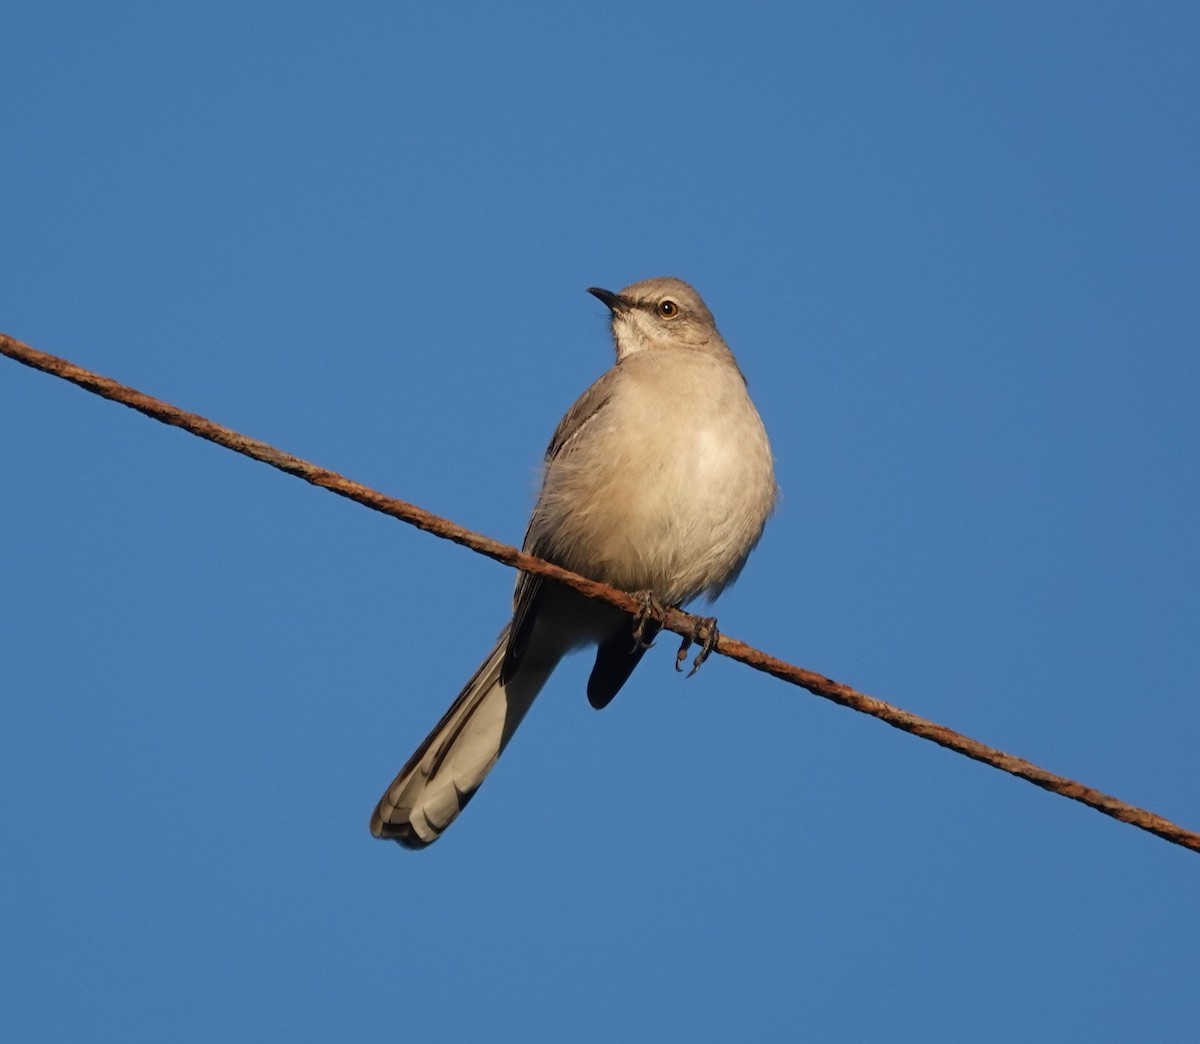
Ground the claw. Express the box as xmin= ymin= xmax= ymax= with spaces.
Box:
xmin=630 ymin=590 xmax=664 ymax=651
xmin=676 ymin=615 xmax=719 ymax=676
xmin=688 ymin=616 xmax=719 ymax=676
xmin=674 ymin=631 xmax=692 ymax=672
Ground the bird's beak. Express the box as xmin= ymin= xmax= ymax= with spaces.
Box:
xmin=587 ymin=286 xmax=626 ymax=313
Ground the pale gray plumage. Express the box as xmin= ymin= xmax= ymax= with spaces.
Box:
xmin=370 ymin=277 xmax=776 ymax=847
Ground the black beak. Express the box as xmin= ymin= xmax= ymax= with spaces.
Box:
xmin=587 ymin=286 xmax=625 ymax=313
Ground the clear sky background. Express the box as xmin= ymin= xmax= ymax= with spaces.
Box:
xmin=3 ymin=3 xmax=1197 ymax=1041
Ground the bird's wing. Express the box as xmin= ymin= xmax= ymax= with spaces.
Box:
xmin=504 ymin=369 xmax=620 ymax=681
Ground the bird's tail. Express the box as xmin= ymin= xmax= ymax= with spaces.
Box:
xmin=370 ymin=624 xmax=552 ymax=848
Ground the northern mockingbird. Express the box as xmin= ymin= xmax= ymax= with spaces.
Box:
xmin=371 ymin=277 xmax=777 ymax=847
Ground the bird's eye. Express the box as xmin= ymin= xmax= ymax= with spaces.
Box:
xmin=657 ymin=300 xmax=679 ymax=319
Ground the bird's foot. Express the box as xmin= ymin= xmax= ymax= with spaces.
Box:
xmin=675 ymin=614 xmax=719 ymax=677
xmin=629 ymin=590 xmax=666 ymax=651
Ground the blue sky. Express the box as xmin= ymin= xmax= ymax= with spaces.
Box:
xmin=3 ymin=3 xmax=1198 ymax=1040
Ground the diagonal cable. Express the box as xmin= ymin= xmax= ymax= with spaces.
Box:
xmin=3 ymin=331 xmax=1196 ymax=855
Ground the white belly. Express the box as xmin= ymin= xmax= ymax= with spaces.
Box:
xmin=534 ymin=351 xmax=776 ymax=605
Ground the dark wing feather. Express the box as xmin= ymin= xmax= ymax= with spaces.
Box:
xmin=586 ymin=616 xmax=662 ymax=709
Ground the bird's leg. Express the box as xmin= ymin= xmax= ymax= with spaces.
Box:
xmin=630 ymin=590 xmax=666 ymax=651
xmin=675 ymin=614 xmax=720 ymax=677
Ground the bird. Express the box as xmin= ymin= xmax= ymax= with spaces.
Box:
xmin=370 ymin=277 xmax=777 ymax=847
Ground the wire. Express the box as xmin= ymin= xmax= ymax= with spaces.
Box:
xmin=3 ymin=331 xmax=1196 ymax=855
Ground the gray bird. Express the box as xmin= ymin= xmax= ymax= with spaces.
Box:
xmin=371 ymin=277 xmax=777 ymax=847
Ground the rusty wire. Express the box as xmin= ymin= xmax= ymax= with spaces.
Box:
xmin=3 ymin=330 xmax=1197 ymax=856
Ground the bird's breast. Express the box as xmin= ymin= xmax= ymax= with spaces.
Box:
xmin=535 ymin=355 xmax=776 ymax=604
